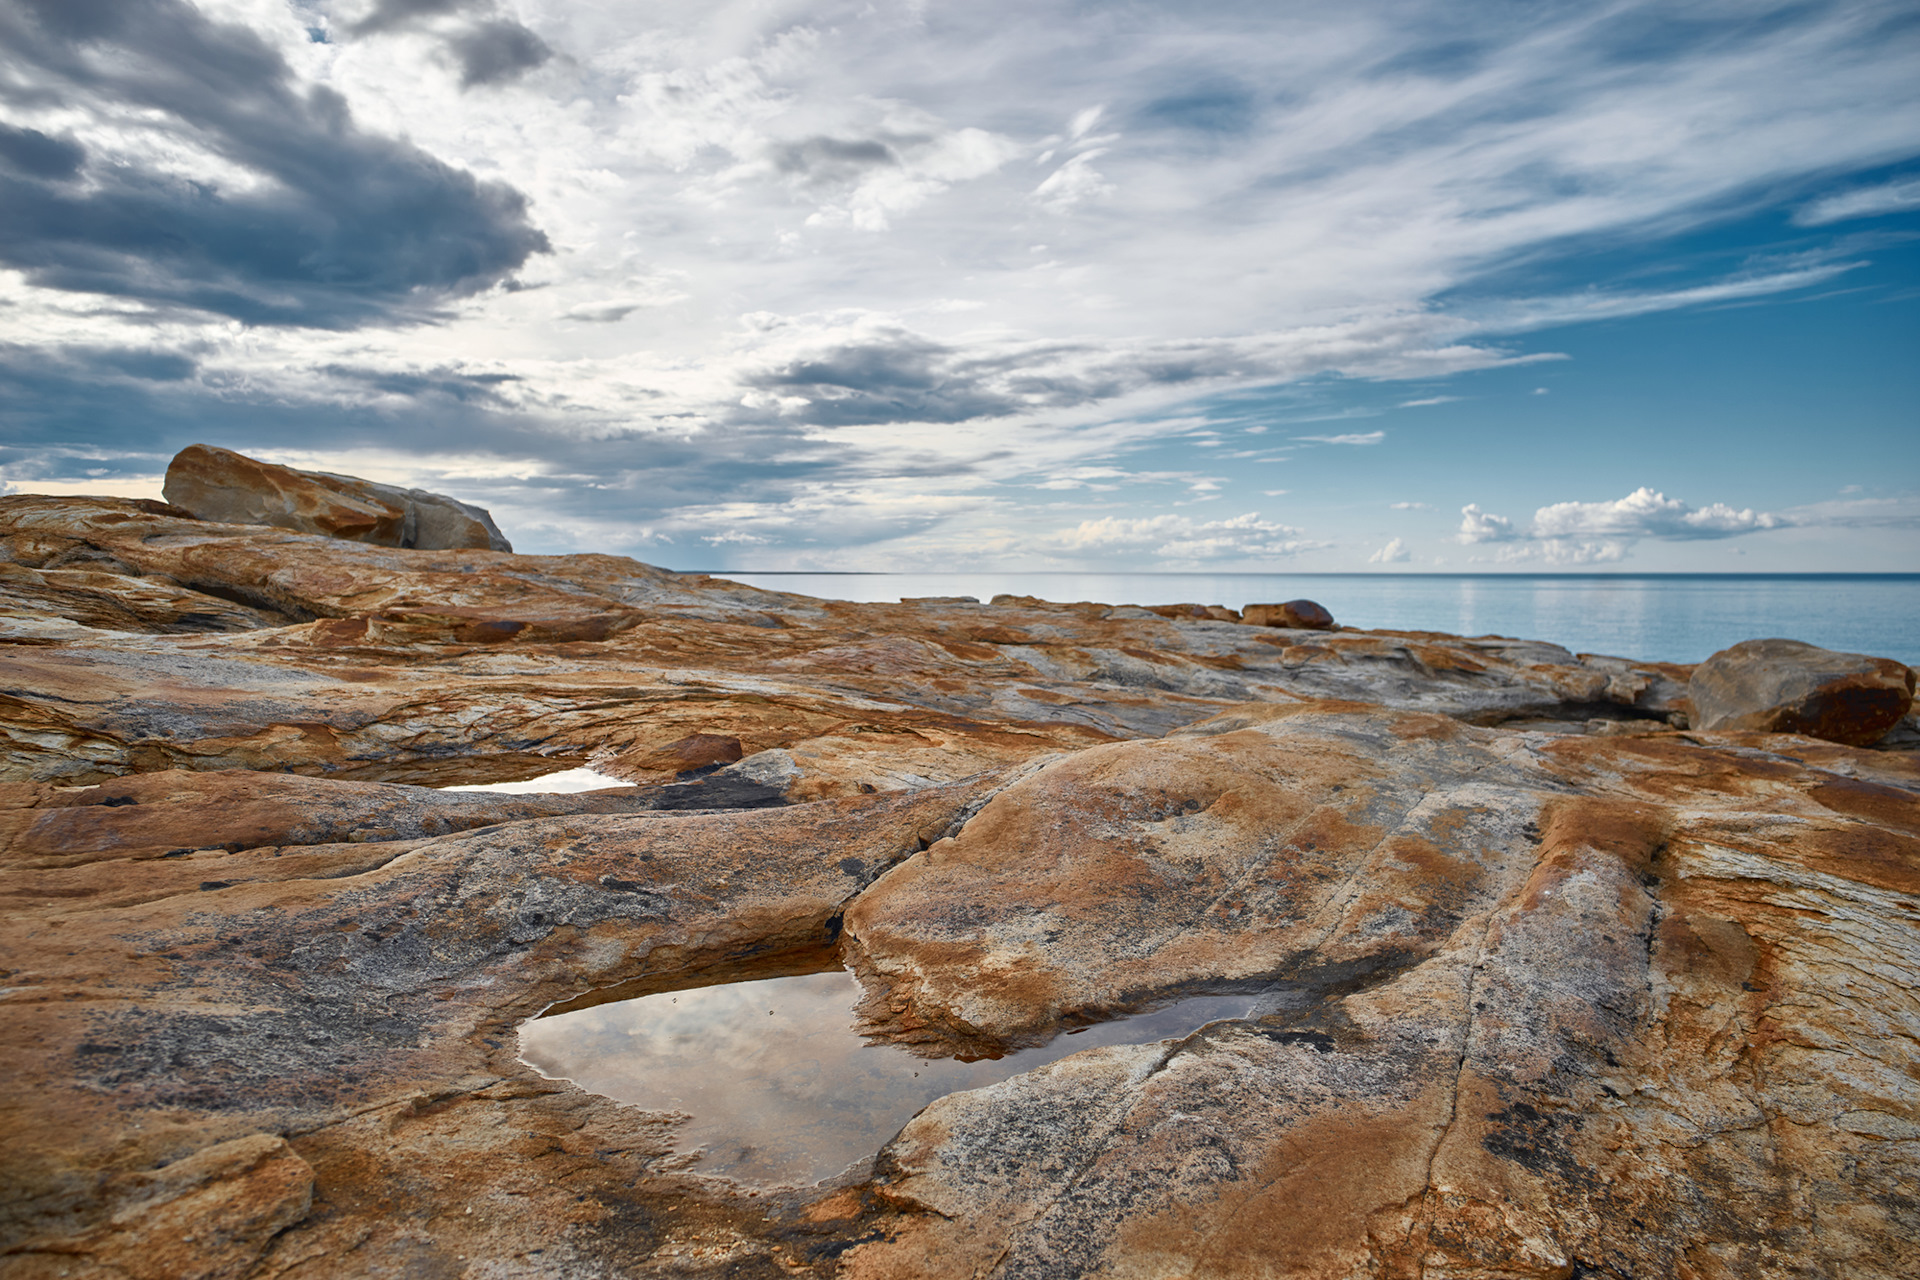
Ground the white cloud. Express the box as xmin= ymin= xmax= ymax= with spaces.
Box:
xmin=1389 ymin=501 xmax=1431 ymax=510
xmin=1794 ymin=177 xmax=1920 ymax=226
xmin=1295 ymin=430 xmax=1385 ymax=446
xmin=1049 ymin=511 xmax=1320 ymax=562
xmin=1368 ymin=537 xmax=1410 ymax=564
xmin=1397 ymin=396 xmax=1458 ymax=408
xmin=7 ymin=0 xmax=1919 ymax=569
xmin=1033 ymin=150 xmax=1115 ymax=213
xmin=1457 ymin=503 xmax=1519 ymax=543
xmin=1530 ymin=487 xmax=1786 ymax=540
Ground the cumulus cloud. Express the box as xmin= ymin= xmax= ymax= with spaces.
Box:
xmin=1368 ymin=537 xmax=1410 ymax=564
xmin=1457 ymin=504 xmax=1519 ymax=543
xmin=1794 ymin=177 xmax=1920 ymax=226
xmin=1452 ymin=487 xmax=1794 ymax=563
xmin=1530 ymin=488 xmax=1786 ymax=540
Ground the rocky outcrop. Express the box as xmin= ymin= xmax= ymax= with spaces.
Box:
xmin=1 ymin=491 xmax=1916 ymax=1279
xmin=1690 ymin=637 xmax=1914 ymax=745
xmin=162 ymin=444 xmax=512 ymax=552
xmin=1241 ymin=598 xmax=1335 ymax=629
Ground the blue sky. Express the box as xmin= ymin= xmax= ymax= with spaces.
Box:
xmin=1 ymin=0 xmax=1916 ymax=571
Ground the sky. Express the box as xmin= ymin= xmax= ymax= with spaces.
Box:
xmin=1 ymin=0 xmax=1916 ymax=572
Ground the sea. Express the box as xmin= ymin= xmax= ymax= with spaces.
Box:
xmin=711 ymin=573 xmax=1920 ymax=668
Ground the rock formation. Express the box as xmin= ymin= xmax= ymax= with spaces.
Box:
xmin=1241 ymin=598 xmax=1336 ymax=630
xmin=1690 ymin=636 xmax=1914 ymax=745
xmin=163 ymin=444 xmax=513 ymax=553
xmin=1 ymin=490 xmax=1915 ymax=1279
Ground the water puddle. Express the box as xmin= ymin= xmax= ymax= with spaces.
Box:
xmin=439 ymin=765 xmax=630 ymax=794
xmin=519 ymin=969 xmax=1260 ymax=1187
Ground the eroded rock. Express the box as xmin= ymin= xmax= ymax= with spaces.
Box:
xmin=1242 ymin=598 xmax=1335 ymax=629
xmin=162 ymin=444 xmax=512 ymax=553
xmin=1690 ymin=637 xmax=1915 ymax=745
xmin=2 ymin=492 xmax=1917 ymax=1278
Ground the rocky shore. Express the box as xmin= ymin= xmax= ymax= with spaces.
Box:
xmin=2 ymin=464 xmax=1915 ymax=1279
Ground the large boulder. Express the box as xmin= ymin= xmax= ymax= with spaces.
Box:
xmin=162 ymin=444 xmax=512 ymax=552
xmin=1242 ymin=598 xmax=1335 ymax=629
xmin=1690 ymin=637 xmax=1914 ymax=745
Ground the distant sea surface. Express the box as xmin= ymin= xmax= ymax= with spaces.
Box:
xmin=712 ymin=573 xmax=1920 ymax=667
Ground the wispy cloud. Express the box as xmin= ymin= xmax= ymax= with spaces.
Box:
xmin=1295 ymin=430 xmax=1386 ymax=446
xmin=2 ymin=0 xmax=1916 ymax=566
xmin=1794 ymin=177 xmax=1920 ymax=226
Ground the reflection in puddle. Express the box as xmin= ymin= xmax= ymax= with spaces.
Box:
xmin=440 ymin=766 xmax=630 ymax=794
xmin=519 ymin=970 xmax=1259 ymax=1187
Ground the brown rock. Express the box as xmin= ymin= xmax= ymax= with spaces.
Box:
xmin=9 ymin=489 xmax=1919 ymax=1277
xmin=624 ymin=731 xmax=748 ymax=775
xmin=162 ymin=444 xmax=511 ymax=552
xmin=1241 ymin=597 xmax=1335 ymax=629
xmin=1689 ymin=637 xmax=1914 ymax=745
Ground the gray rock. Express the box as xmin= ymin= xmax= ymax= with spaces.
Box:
xmin=1689 ymin=637 xmax=1914 ymax=745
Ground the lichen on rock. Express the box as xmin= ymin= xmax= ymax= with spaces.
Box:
xmin=1 ymin=483 xmax=1916 ymax=1279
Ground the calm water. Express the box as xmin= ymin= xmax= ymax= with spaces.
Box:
xmin=714 ymin=573 xmax=1920 ymax=667
xmin=520 ymin=970 xmax=1259 ymax=1187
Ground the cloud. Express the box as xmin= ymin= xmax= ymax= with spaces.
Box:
xmin=1368 ymin=537 xmax=1410 ymax=564
xmin=3 ymin=0 xmax=1917 ymax=568
xmin=1397 ymin=396 xmax=1457 ymax=408
xmin=1530 ymin=487 xmax=1786 ymax=540
xmin=1794 ymin=177 xmax=1920 ymax=226
xmin=1049 ymin=512 xmax=1319 ymax=562
xmin=1474 ymin=539 xmax=1627 ymax=566
xmin=0 ymin=0 xmax=548 ymax=327
xmin=1294 ymin=431 xmax=1385 ymax=446
xmin=350 ymin=0 xmax=473 ymax=38
xmin=449 ymin=21 xmax=553 ymax=87
xmin=1457 ymin=503 xmax=1518 ymax=543
xmin=1033 ymin=151 xmax=1113 ymax=213
xmin=1389 ymin=501 xmax=1431 ymax=510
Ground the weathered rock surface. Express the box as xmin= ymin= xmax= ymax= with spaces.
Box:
xmin=1690 ymin=636 xmax=1915 ymax=745
xmin=163 ymin=445 xmax=512 ymax=553
xmin=2 ymin=490 xmax=1916 ymax=1279
xmin=1242 ymin=598 xmax=1335 ymax=630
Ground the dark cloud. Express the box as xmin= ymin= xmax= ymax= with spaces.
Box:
xmin=346 ymin=0 xmax=552 ymax=88
xmin=740 ymin=328 xmax=1272 ymax=428
xmin=317 ymin=363 xmax=522 ymax=404
xmin=450 ymin=21 xmax=552 ymax=87
xmin=746 ymin=334 xmax=1026 ymax=426
xmin=0 ymin=0 xmax=549 ymax=328
xmin=349 ymin=0 xmax=471 ymax=38
xmin=0 ymin=121 xmax=84 ymax=177
xmin=771 ymin=135 xmax=915 ymax=191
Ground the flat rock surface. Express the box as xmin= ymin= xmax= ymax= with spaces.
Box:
xmin=2 ymin=494 xmax=1916 ymax=1279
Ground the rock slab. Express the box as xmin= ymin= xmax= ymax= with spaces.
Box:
xmin=1690 ymin=637 xmax=1914 ymax=745
xmin=163 ymin=444 xmax=512 ymax=552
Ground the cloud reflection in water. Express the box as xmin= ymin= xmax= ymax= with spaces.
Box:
xmin=519 ymin=970 xmax=1259 ymax=1186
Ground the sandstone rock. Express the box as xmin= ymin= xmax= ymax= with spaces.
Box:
xmin=162 ymin=444 xmax=512 ymax=552
xmin=1242 ymin=598 xmax=1335 ymax=629
xmin=1690 ymin=637 xmax=1915 ymax=745
xmin=4 ymin=491 xmax=1917 ymax=1278
xmin=839 ymin=705 xmax=1920 ymax=1279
